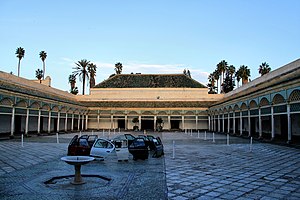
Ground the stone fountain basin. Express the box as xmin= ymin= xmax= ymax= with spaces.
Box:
xmin=61 ymin=156 xmax=94 ymax=165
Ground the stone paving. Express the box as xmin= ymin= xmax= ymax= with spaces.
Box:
xmin=163 ymin=132 xmax=300 ymax=200
xmin=0 ymin=132 xmax=166 ymax=200
xmin=0 ymin=131 xmax=300 ymax=199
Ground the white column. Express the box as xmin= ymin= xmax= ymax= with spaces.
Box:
xmin=168 ymin=115 xmax=171 ymax=130
xmin=287 ymin=104 xmax=291 ymax=142
xmin=85 ymin=114 xmax=88 ymax=130
xmin=71 ymin=114 xmax=74 ymax=131
xmin=227 ymin=113 xmax=230 ymax=133
xmin=138 ymin=115 xmax=141 ymax=130
xmin=240 ymin=111 xmax=243 ymax=135
xmin=248 ymin=109 xmax=251 ymax=137
xmin=81 ymin=115 xmax=84 ymax=130
xmin=10 ymin=107 xmax=15 ymax=136
xmin=258 ymin=107 xmax=262 ymax=138
xmin=181 ymin=115 xmax=185 ymax=130
xmin=271 ymin=106 xmax=275 ymax=139
xmin=233 ymin=112 xmax=236 ymax=134
xmin=48 ymin=111 xmax=51 ymax=133
xmin=125 ymin=115 xmax=128 ymax=130
xmin=208 ymin=115 xmax=211 ymax=131
xmin=38 ymin=109 xmax=41 ymax=134
xmin=25 ymin=108 xmax=29 ymax=135
xmin=212 ymin=114 xmax=216 ymax=132
xmin=65 ymin=113 xmax=68 ymax=132
xmin=57 ymin=112 xmax=60 ymax=132
xmin=218 ymin=115 xmax=220 ymax=132
xmin=196 ymin=115 xmax=198 ymax=130
xmin=222 ymin=114 xmax=225 ymax=133
xmin=110 ymin=115 xmax=113 ymax=130
xmin=97 ymin=112 xmax=100 ymax=130
xmin=154 ymin=116 xmax=157 ymax=131
xmin=78 ymin=114 xmax=80 ymax=131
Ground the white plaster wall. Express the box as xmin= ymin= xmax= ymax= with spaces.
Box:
xmin=79 ymin=88 xmax=224 ymax=102
xmin=198 ymin=120 xmax=208 ymax=130
xmin=88 ymin=118 xmax=98 ymax=129
xmin=99 ymin=118 xmax=111 ymax=129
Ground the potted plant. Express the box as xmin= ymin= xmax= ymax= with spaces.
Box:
xmin=132 ymin=117 xmax=139 ymax=131
xmin=156 ymin=118 xmax=164 ymax=132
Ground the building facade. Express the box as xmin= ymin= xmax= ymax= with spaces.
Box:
xmin=208 ymin=59 xmax=300 ymax=143
xmin=0 ymin=59 xmax=299 ymax=143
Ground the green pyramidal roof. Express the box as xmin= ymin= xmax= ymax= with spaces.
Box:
xmin=94 ymin=74 xmax=206 ymax=88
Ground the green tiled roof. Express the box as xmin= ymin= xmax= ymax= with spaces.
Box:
xmin=94 ymin=74 xmax=206 ymax=88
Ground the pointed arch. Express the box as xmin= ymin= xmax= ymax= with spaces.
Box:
xmin=41 ymin=104 xmax=50 ymax=111
xmin=241 ymin=103 xmax=247 ymax=110
xmin=158 ymin=111 xmax=168 ymax=115
xmin=260 ymin=97 xmax=270 ymax=107
xmin=30 ymin=101 xmax=40 ymax=109
xmin=0 ymin=98 xmax=13 ymax=106
xmin=185 ymin=111 xmax=195 ymax=115
xmin=273 ymin=94 xmax=285 ymax=105
xmin=234 ymin=104 xmax=239 ymax=111
xmin=142 ymin=111 xmax=154 ymax=115
xmin=172 ymin=111 xmax=181 ymax=115
xmin=16 ymin=100 xmax=27 ymax=108
xmin=52 ymin=106 xmax=59 ymax=112
xmin=128 ymin=111 xmax=138 ymax=115
xmin=249 ymin=100 xmax=258 ymax=109
xmin=289 ymin=89 xmax=300 ymax=102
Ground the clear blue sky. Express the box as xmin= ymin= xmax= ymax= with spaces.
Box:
xmin=0 ymin=0 xmax=299 ymax=93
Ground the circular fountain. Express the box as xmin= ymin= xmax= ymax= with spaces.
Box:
xmin=61 ymin=156 xmax=94 ymax=185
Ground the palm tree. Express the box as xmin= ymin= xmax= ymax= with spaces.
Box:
xmin=35 ymin=69 xmax=43 ymax=83
xmin=213 ymin=70 xmax=220 ymax=94
xmin=238 ymin=65 xmax=251 ymax=85
xmin=227 ymin=65 xmax=235 ymax=78
xmin=258 ymin=62 xmax=271 ymax=76
xmin=68 ymin=74 xmax=77 ymax=90
xmin=207 ymin=73 xmax=216 ymax=94
xmin=217 ymin=60 xmax=228 ymax=85
xmin=235 ymin=68 xmax=242 ymax=88
xmin=88 ymin=63 xmax=97 ymax=88
xmin=73 ymin=59 xmax=90 ymax=95
xmin=222 ymin=71 xmax=235 ymax=93
xmin=70 ymin=87 xmax=79 ymax=95
xmin=217 ymin=60 xmax=228 ymax=93
xmin=15 ymin=47 xmax=25 ymax=77
xmin=115 ymin=62 xmax=123 ymax=74
xmin=39 ymin=51 xmax=47 ymax=79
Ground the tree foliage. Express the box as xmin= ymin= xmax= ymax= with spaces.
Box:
xmin=73 ymin=59 xmax=90 ymax=95
xmin=35 ymin=69 xmax=43 ymax=83
xmin=115 ymin=62 xmax=123 ymax=74
xmin=39 ymin=51 xmax=47 ymax=80
xmin=15 ymin=47 xmax=25 ymax=77
xmin=222 ymin=71 xmax=235 ymax=93
xmin=88 ymin=63 xmax=97 ymax=88
xmin=258 ymin=62 xmax=271 ymax=76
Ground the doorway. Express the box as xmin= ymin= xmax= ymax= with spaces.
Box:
xmin=141 ymin=120 xmax=154 ymax=130
xmin=118 ymin=120 xmax=125 ymax=129
xmin=171 ymin=120 xmax=180 ymax=130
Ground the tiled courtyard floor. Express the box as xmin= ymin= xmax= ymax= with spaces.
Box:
xmin=0 ymin=131 xmax=300 ymax=199
xmin=163 ymin=132 xmax=300 ymax=200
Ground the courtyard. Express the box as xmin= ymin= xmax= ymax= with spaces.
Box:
xmin=0 ymin=131 xmax=300 ymax=199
